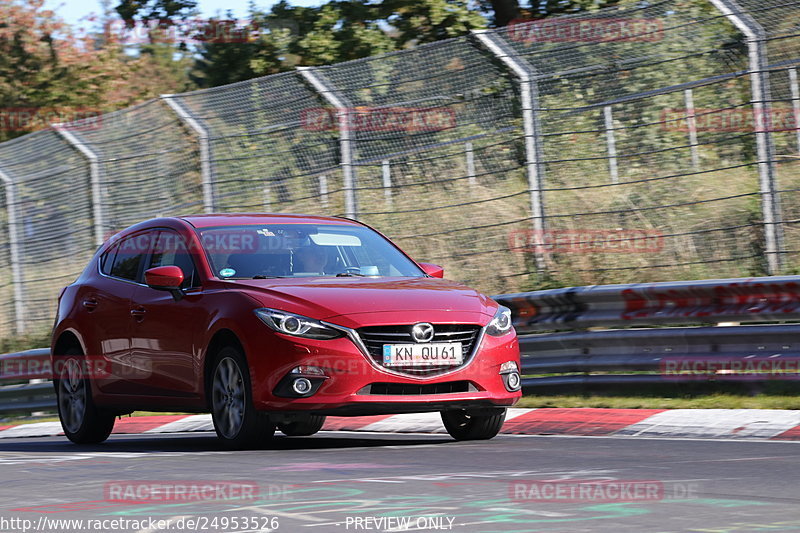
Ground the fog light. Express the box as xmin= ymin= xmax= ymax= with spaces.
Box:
xmin=292 ymin=377 xmax=313 ymax=395
xmin=499 ymin=361 xmax=521 ymax=392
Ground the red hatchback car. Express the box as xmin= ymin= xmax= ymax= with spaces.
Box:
xmin=51 ymin=214 xmax=521 ymax=448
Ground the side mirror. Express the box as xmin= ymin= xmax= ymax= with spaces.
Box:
xmin=145 ymin=266 xmax=185 ymax=300
xmin=418 ymin=262 xmax=444 ymax=278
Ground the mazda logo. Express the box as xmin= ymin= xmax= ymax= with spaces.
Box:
xmin=411 ymin=323 xmax=435 ymax=343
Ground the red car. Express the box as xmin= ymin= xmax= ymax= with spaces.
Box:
xmin=51 ymin=214 xmax=521 ymax=448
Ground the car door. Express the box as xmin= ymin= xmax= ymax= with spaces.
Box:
xmin=88 ymin=232 xmax=150 ymax=395
xmin=129 ymin=229 xmax=204 ymax=398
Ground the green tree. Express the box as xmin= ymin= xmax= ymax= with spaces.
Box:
xmin=190 ymin=0 xmax=634 ymax=88
xmin=0 ymin=0 xmax=122 ymax=140
xmin=380 ymin=0 xmax=485 ymax=45
xmin=477 ymin=0 xmax=623 ymax=26
xmin=115 ymin=0 xmax=198 ymax=26
xmin=0 ymin=0 xmax=196 ymax=140
xmin=192 ymin=0 xmax=485 ymax=88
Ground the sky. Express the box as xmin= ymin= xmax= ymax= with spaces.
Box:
xmin=47 ymin=0 xmax=320 ymax=29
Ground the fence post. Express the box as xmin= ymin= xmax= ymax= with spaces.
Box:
xmin=53 ymin=125 xmax=106 ymax=247
xmin=472 ymin=30 xmax=547 ymax=272
xmin=161 ymin=95 xmax=216 ymax=213
xmin=684 ymin=88 xmax=701 ymax=171
xmin=0 ymin=168 xmax=25 ymax=335
xmin=297 ymin=67 xmax=358 ymax=220
xmin=465 ymin=142 xmax=477 ymax=186
xmin=708 ymin=0 xmax=783 ymax=274
xmin=603 ymin=106 xmax=619 ymax=184
xmin=790 ymin=68 xmax=800 ymax=155
xmin=382 ymin=160 xmax=392 ymax=207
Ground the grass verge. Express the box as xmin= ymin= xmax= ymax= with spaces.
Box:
xmin=515 ymin=394 xmax=800 ymax=410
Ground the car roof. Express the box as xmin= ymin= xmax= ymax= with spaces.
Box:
xmin=178 ymin=213 xmax=362 ymax=229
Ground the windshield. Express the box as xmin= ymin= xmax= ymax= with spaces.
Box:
xmin=196 ymin=223 xmax=425 ymax=279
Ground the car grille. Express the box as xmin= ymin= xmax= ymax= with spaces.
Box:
xmin=361 ymin=381 xmax=476 ymax=395
xmin=355 ymin=324 xmax=482 ymax=377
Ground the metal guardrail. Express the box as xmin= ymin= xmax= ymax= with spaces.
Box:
xmin=0 ymin=348 xmax=54 ymax=416
xmin=495 ymin=275 xmax=800 ymax=332
xmin=494 ymin=275 xmax=800 ymax=388
xmin=4 ymin=274 xmax=800 ymax=416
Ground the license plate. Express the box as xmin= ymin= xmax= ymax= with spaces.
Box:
xmin=382 ymin=343 xmax=463 ymax=367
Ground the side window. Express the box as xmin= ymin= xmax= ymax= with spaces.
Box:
xmin=148 ymin=230 xmax=199 ymax=289
xmin=110 ymin=233 xmax=151 ymax=282
xmin=99 ymin=244 xmax=118 ymax=275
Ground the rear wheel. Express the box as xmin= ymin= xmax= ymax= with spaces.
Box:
xmin=210 ymin=346 xmax=274 ymax=449
xmin=441 ymin=408 xmax=506 ymax=441
xmin=56 ymin=350 xmax=116 ymax=444
xmin=278 ymin=415 xmax=326 ymax=437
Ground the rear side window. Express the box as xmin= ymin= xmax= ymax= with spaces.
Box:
xmin=99 ymin=245 xmax=117 ymax=275
xmin=109 ymin=233 xmax=152 ymax=282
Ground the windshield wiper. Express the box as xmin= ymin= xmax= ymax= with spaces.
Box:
xmin=251 ymin=275 xmax=286 ymax=279
xmin=335 ymin=272 xmax=365 ymax=277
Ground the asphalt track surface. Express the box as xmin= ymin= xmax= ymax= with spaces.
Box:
xmin=0 ymin=431 xmax=799 ymax=533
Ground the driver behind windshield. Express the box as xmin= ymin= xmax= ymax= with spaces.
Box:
xmin=293 ymin=244 xmax=329 ymax=274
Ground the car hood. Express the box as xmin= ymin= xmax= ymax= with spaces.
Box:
xmin=232 ymin=277 xmax=498 ymax=322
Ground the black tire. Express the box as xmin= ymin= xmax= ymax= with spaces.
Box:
xmin=55 ymin=348 xmax=116 ymax=444
xmin=210 ymin=346 xmax=275 ymax=449
xmin=441 ymin=408 xmax=507 ymax=441
xmin=278 ymin=415 xmax=326 ymax=437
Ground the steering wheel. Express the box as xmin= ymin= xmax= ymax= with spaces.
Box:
xmin=337 ymin=266 xmax=363 ymax=276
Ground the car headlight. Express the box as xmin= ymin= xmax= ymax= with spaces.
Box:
xmin=254 ymin=308 xmax=343 ymax=340
xmin=486 ymin=305 xmax=513 ymax=337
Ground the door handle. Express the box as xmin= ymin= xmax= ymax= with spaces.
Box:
xmin=82 ymin=299 xmax=98 ymax=311
xmin=130 ymin=307 xmax=146 ymax=320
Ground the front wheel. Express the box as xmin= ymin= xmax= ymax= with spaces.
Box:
xmin=56 ymin=352 xmax=116 ymax=444
xmin=441 ymin=408 xmax=506 ymax=441
xmin=210 ymin=346 xmax=274 ymax=449
xmin=278 ymin=415 xmax=326 ymax=437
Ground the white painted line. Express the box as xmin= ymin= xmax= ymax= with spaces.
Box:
xmin=144 ymin=414 xmax=213 ymax=433
xmin=358 ymin=408 xmax=531 ymax=433
xmin=617 ymin=409 xmax=800 ymax=439
xmin=0 ymin=422 xmax=62 ymax=439
xmin=359 ymin=413 xmax=447 ymax=433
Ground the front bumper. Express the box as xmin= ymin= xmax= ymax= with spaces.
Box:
xmin=245 ymin=320 xmax=521 ymax=415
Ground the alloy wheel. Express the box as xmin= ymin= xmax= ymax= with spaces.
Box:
xmin=58 ymin=358 xmax=87 ymax=434
xmin=212 ymin=357 xmax=246 ymax=439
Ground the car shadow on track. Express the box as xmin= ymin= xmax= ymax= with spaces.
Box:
xmin=0 ymin=432 xmax=455 ymax=453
